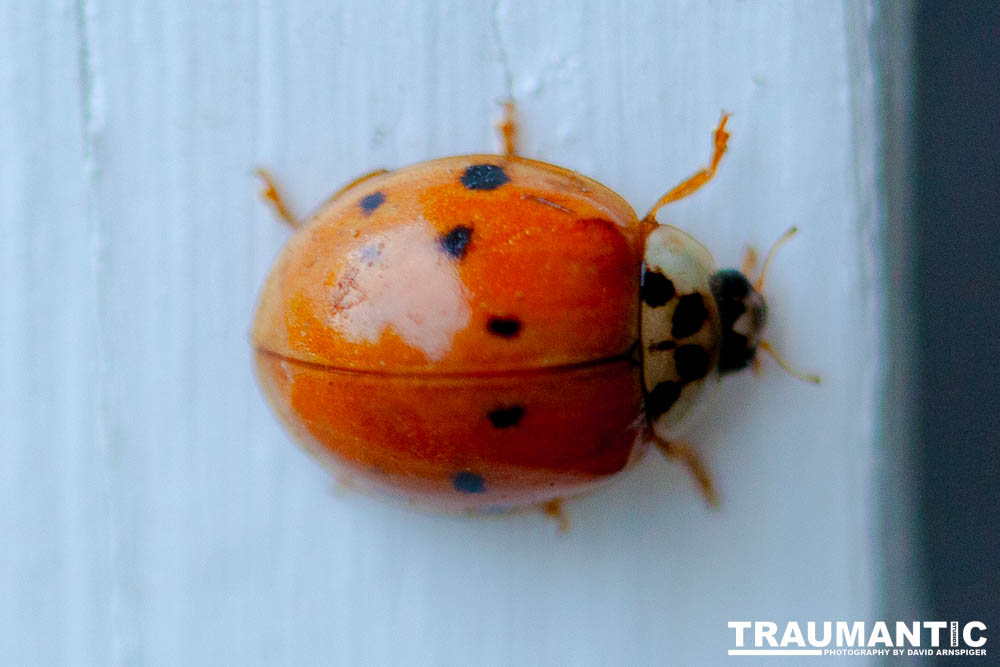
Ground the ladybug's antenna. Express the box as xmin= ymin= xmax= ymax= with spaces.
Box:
xmin=745 ymin=226 xmax=820 ymax=384
xmin=754 ymin=226 xmax=799 ymax=292
xmin=758 ymin=340 xmax=822 ymax=385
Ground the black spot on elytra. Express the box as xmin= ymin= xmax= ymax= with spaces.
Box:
xmin=359 ymin=191 xmax=385 ymax=214
xmin=673 ymin=345 xmax=710 ymax=383
xmin=646 ymin=381 xmax=683 ymax=420
xmin=648 ymin=340 xmax=677 ymax=352
xmin=453 ymin=471 xmax=486 ymax=494
xmin=439 ymin=225 xmax=473 ymax=259
xmin=488 ymin=405 xmax=524 ymax=428
xmin=461 ymin=164 xmax=510 ymax=190
xmin=672 ymin=293 xmax=708 ymax=339
xmin=641 ymin=268 xmax=676 ymax=307
xmin=487 ymin=316 xmax=521 ymax=338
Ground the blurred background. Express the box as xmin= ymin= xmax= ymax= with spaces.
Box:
xmin=915 ymin=0 xmax=999 ymax=644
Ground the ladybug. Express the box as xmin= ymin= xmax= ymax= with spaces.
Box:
xmin=252 ymin=103 xmax=817 ymax=524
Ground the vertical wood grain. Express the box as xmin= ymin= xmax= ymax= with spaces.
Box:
xmin=1 ymin=2 xmax=113 ymax=665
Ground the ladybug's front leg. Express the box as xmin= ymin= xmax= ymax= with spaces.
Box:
xmin=652 ymin=436 xmax=720 ymax=508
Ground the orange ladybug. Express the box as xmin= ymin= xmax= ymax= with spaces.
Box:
xmin=252 ymin=104 xmax=816 ymax=522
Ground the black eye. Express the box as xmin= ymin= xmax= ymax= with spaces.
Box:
xmin=709 ymin=269 xmax=752 ymax=300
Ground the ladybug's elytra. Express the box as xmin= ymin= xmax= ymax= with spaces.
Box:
xmin=252 ymin=104 xmax=817 ymax=523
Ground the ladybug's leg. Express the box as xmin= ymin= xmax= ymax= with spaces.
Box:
xmin=651 ymin=436 xmax=719 ymax=508
xmin=497 ymin=100 xmax=518 ymax=158
xmin=330 ymin=472 xmax=359 ymax=496
xmin=255 ymin=167 xmax=300 ymax=229
xmin=643 ymin=113 xmax=731 ymax=223
xmin=541 ymin=498 xmax=570 ymax=533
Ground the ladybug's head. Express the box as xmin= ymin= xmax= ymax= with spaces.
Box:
xmin=708 ymin=269 xmax=766 ymax=374
xmin=709 ymin=227 xmax=821 ymax=384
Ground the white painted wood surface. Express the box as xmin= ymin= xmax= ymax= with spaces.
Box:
xmin=1 ymin=1 xmax=915 ymax=665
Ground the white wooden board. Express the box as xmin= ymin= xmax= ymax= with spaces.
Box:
xmin=1 ymin=1 xmax=916 ymax=665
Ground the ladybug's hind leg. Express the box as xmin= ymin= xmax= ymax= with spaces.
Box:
xmin=652 ymin=436 xmax=719 ymax=508
xmin=255 ymin=167 xmax=300 ymax=229
xmin=256 ymin=167 xmax=391 ymax=229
